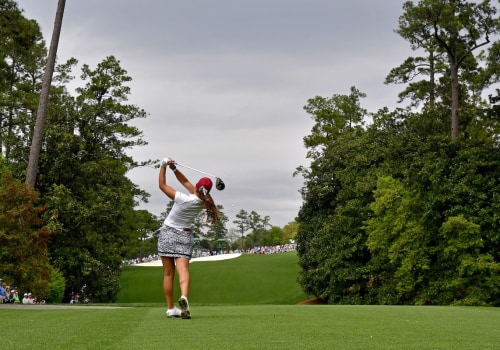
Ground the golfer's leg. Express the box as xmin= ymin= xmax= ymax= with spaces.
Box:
xmin=161 ymin=256 xmax=175 ymax=309
xmin=176 ymin=257 xmax=190 ymax=298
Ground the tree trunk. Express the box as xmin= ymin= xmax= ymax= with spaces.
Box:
xmin=450 ymin=60 xmax=459 ymax=139
xmin=25 ymin=0 xmax=66 ymax=189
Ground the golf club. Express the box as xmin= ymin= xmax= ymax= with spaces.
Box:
xmin=174 ymin=161 xmax=226 ymax=191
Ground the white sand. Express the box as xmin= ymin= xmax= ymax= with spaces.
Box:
xmin=135 ymin=253 xmax=242 ymax=266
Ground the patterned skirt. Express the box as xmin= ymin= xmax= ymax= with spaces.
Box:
xmin=158 ymin=225 xmax=195 ymax=260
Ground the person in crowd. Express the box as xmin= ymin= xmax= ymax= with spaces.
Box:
xmin=13 ymin=288 xmax=20 ymax=304
xmin=27 ymin=293 xmax=36 ymax=304
xmin=70 ymin=293 xmax=79 ymax=304
xmin=158 ymin=157 xmax=219 ymax=319
xmin=0 ymin=280 xmax=5 ymax=303
xmin=22 ymin=293 xmax=29 ymax=304
xmin=5 ymin=288 xmax=14 ymax=303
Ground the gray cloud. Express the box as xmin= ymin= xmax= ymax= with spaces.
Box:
xmin=18 ymin=0 xmax=412 ymax=227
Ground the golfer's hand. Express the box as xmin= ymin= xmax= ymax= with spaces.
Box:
xmin=160 ymin=158 xmax=169 ymax=167
xmin=168 ymin=158 xmax=177 ymax=170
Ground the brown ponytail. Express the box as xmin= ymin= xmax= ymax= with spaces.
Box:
xmin=202 ymin=193 xmax=219 ymax=225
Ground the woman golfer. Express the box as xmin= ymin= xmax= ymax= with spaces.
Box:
xmin=158 ymin=157 xmax=219 ymax=319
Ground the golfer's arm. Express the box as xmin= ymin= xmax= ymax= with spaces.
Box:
xmin=172 ymin=168 xmax=195 ymax=193
xmin=158 ymin=165 xmax=167 ymax=188
xmin=158 ymin=166 xmax=176 ymax=199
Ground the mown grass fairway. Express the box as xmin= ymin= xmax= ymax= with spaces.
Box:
xmin=117 ymin=252 xmax=309 ymax=304
xmin=2 ymin=304 xmax=499 ymax=349
xmin=2 ymin=252 xmax=500 ymax=349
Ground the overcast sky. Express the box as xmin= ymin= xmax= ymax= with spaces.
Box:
xmin=17 ymin=0 xmax=413 ymax=229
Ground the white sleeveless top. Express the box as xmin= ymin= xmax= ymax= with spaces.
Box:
xmin=163 ymin=191 xmax=203 ymax=229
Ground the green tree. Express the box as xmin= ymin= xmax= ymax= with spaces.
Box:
xmin=296 ymin=87 xmax=374 ymax=304
xmin=295 ymin=1 xmax=500 ymax=306
xmin=122 ymin=209 xmax=161 ymax=260
xmin=0 ymin=6 xmax=161 ymax=303
xmin=385 ymin=21 xmax=443 ymax=109
xmin=282 ymin=220 xmax=299 ymax=244
xmin=394 ymin=0 xmax=500 ymax=138
xmin=261 ymin=226 xmax=283 ymax=247
xmin=437 ymin=215 xmax=500 ymax=305
xmin=46 ymin=266 xmax=65 ymax=303
xmin=245 ymin=228 xmax=266 ymax=249
xmin=0 ymin=0 xmax=46 ymax=163
xmin=365 ymin=176 xmax=430 ymax=304
xmin=248 ymin=210 xmax=263 ymax=231
xmin=233 ymin=209 xmax=250 ymax=250
xmin=39 ymin=56 xmax=149 ymax=302
xmin=231 ymin=209 xmax=274 ymax=249
xmin=0 ymin=171 xmax=52 ymax=299
xmin=298 ymin=89 xmax=500 ymax=305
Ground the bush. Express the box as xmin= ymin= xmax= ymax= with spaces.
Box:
xmin=45 ymin=267 xmax=66 ymax=303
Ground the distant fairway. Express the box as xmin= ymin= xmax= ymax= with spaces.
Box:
xmin=117 ymin=252 xmax=310 ymax=304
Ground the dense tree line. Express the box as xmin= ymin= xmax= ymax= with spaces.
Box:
xmin=0 ymin=0 xmax=158 ymax=302
xmin=230 ymin=209 xmax=297 ymax=251
xmin=296 ymin=0 xmax=500 ymax=306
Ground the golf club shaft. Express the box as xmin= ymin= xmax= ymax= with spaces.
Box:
xmin=174 ymin=162 xmax=216 ymax=178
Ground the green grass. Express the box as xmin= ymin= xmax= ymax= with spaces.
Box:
xmin=117 ymin=252 xmax=309 ymax=304
xmin=2 ymin=252 xmax=500 ymax=349
xmin=2 ymin=305 xmax=499 ymax=349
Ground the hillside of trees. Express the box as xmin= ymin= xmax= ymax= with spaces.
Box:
xmin=296 ymin=0 xmax=500 ymax=306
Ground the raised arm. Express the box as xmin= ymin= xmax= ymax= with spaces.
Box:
xmin=168 ymin=160 xmax=196 ymax=194
xmin=159 ymin=165 xmax=176 ymax=200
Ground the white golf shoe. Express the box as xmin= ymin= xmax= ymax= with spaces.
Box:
xmin=166 ymin=306 xmax=182 ymax=318
xmin=178 ymin=296 xmax=191 ymax=319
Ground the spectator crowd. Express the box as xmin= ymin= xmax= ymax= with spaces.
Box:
xmin=0 ymin=277 xmax=45 ymax=305
xmin=123 ymin=243 xmax=297 ymax=266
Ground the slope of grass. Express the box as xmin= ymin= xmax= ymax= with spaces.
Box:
xmin=117 ymin=252 xmax=309 ymax=304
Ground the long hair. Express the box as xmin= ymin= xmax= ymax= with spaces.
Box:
xmin=196 ymin=177 xmax=219 ymax=225
xmin=198 ymin=190 xmax=219 ymax=225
